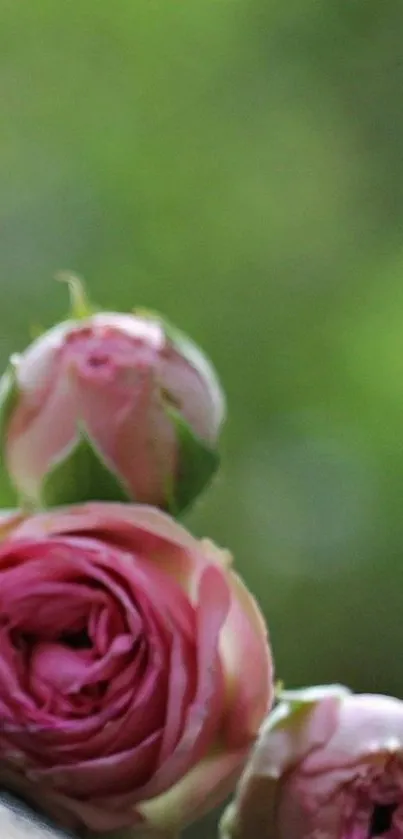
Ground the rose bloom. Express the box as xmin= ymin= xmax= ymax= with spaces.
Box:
xmin=1 ymin=312 xmax=225 ymax=509
xmin=220 ymin=685 xmax=403 ymax=839
xmin=0 ymin=505 xmax=271 ymax=836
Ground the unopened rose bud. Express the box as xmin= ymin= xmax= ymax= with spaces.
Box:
xmin=221 ymin=684 xmax=403 ymax=839
xmin=0 ymin=283 xmax=225 ymax=513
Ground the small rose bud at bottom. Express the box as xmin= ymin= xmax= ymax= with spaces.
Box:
xmin=220 ymin=685 xmax=403 ymax=839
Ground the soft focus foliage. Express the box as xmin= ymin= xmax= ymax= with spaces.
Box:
xmin=0 ymin=1 xmax=403 ymax=835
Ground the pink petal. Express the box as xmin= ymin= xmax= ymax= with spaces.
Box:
xmin=32 ymin=731 xmax=162 ymax=797
xmin=12 ymin=503 xmax=198 ymax=555
xmin=108 ymin=565 xmax=229 ymax=807
xmin=303 ymin=694 xmax=403 ymax=774
xmin=219 ymin=570 xmax=273 ymax=746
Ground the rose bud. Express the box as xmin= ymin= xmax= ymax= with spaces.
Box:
xmin=0 ymin=502 xmax=272 ymax=835
xmin=220 ymin=684 xmax=403 ymax=839
xmin=0 ymin=279 xmax=225 ymax=513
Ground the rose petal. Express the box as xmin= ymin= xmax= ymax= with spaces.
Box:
xmin=105 ymin=565 xmax=230 ymax=808
xmin=303 ymin=694 xmax=403 ymax=774
xmin=219 ymin=570 xmax=272 ymax=745
xmin=12 ymin=504 xmax=197 ymax=555
xmin=7 ymin=364 xmax=79 ymax=500
xmin=33 ymin=731 xmax=162 ymax=797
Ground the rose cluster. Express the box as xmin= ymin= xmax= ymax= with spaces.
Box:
xmin=0 ymin=283 xmax=272 ymax=837
xmin=0 ymin=279 xmax=403 ymax=839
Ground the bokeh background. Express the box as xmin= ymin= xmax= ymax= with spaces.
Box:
xmin=1 ymin=0 xmax=403 ymax=835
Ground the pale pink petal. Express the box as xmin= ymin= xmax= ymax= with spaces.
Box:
xmin=32 ymin=732 xmax=161 ymax=797
xmin=244 ymin=693 xmax=343 ymax=781
xmin=11 ymin=504 xmax=207 ymax=597
xmin=11 ymin=503 xmax=198 ymax=554
xmin=219 ymin=570 xmax=272 ymax=746
xmin=7 ymin=367 xmax=78 ymax=501
xmin=303 ymin=694 xmax=403 ymax=774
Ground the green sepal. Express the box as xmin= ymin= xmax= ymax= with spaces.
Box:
xmin=0 ymin=358 xmax=20 ymax=450
xmin=41 ymin=425 xmax=132 ymax=508
xmin=0 ymin=360 xmax=23 ymax=507
xmin=279 ymin=684 xmax=351 ymax=706
xmin=165 ymin=406 xmax=219 ymax=515
xmin=56 ymin=272 xmax=95 ymax=320
xmin=268 ymin=684 xmax=351 ymax=733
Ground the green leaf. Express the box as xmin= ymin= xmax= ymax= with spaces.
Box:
xmin=42 ymin=426 xmax=132 ymax=507
xmin=0 ymin=358 xmax=20 ymax=450
xmin=166 ymin=406 xmax=219 ymax=515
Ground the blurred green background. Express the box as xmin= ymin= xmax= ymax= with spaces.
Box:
xmin=1 ymin=0 xmax=403 ymax=835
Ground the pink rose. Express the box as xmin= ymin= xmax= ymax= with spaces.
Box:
xmin=221 ymin=685 xmax=403 ymax=839
xmin=0 ymin=503 xmax=272 ymax=835
xmin=0 ymin=312 xmax=225 ymax=511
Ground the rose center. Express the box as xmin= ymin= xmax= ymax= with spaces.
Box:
xmin=87 ymin=352 xmax=110 ymax=368
xmin=60 ymin=629 xmax=92 ymax=650
xmin=369 ymin=804 xmax=397 ymax=836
